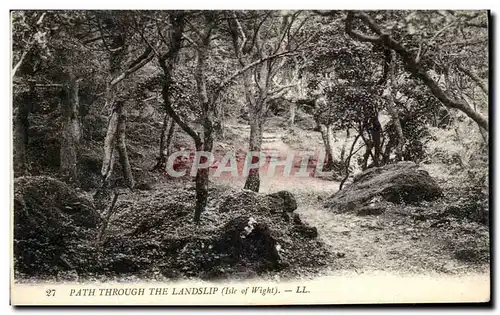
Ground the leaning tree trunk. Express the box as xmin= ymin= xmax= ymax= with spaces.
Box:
xmin=244 ymin=113 xmax=264 ymax=192
xmin=97 ymin=27 xmax=136 ymax=196
xmin=60 ymin=76 xmax=81 ymax=183
xmin=97 ymin=100 xmax=135 ymax=206
xmin=156 ymin=113 xmax=170 ymax=170
xmin=319 ymin=123 xmax=335 ymax=171
xmin=115 ymin=101 xmax=134 ymax=189
xmin=345 ymin=12 xmax=489 ymax=131
xmin=100 ymin=101 xmax=119 ymax=188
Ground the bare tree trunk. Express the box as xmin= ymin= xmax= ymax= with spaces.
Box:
xmin=96 ymin=191 xmax=119 ymax=244
xmin=371 ymin=115 xmax=382 ymax=167
xmin=156 ymin=113 xmax=169 ymax=170
xmin=339 ymin=134 xmax=361 ymax=191
xmin=386 ymin=50 xmax=405 ymax=161
xmin=213 ymin=102 xmax=225 ymax=140
xmin=387 ymin=115 xmax=404 ymax=162
xmin=165 ymin=118 xmax=176 ymax=157
xmin=97 ymin=29 xmax=125 ymax=201
xmin=193 ymin=14 xmax=216 ymax=223
xmin=362 ymin=141 xmax=373 ymax=171
xmin=115 ymin=101 xmax=134 ymax=189
xmin=194 ymin=166 xmax=209 ymax=223
xmin=244 ymin=114 xmax=263 ymax=192
xmin=98 ymin=102 xmax=119 ymax=200
xmin=194 ymin=142 xmax=209 ymax=224
xmin=60 ymin=76 xmax=81 ymax=183
xmin=99 ymin=101 xmax=135 ymax=191
xmin=319 ymin=123 xmax=335 ymax=171
xmin=194 ymin=117 xmax=214 ymax=223
xmin=154 ymin=113 xmax=176 ymax=171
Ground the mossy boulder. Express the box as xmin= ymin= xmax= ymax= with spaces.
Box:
xmin=325 ymin=162 xmax=443 ymax=213
xmin=14 ymin=176 xmax=100 ymax=275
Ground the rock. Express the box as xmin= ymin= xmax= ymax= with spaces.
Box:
xmin=212 ymin=216 xmax=281 ymax=269
xmin=109 ymin=255 xmax=140 ymax=274
xmin=267 ymin=190 xmax=298 ymax=212
xmin=14 ymin=176 xmax=100 ymax=275
xmin=324 ymin=162 xmax=442 ymax=213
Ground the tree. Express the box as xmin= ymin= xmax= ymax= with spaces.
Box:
xmin=344 ymin=11 xmax=488 ymax=131
xmin=59 ymin=72 xmax=82 ymax=182
xmin=12 ymin=10 xmax=103 ymax=181
xmin=228 ymin=10 xmax=308 ymax=192
xmin=90 ymin=11 xmax=156 ymax=197
xmin=149 ymin=11 xmax=302 ymax=221
xmin=12 ymin=11 xmax=49 ymax=175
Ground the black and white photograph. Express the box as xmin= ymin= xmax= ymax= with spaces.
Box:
xmin=9 ymin=8 xmax=491 ymax=305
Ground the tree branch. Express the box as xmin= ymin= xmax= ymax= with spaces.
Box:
xmin=157 ymin=12 xmax=201 ymax=146
xmin=232 ymin=11 xmax=247 ymax=56
xmin=456 ymin=64 xmax=488 ymax=95
xmin=216 ymin=50 xmax=298 ymax=94
xmin=345 ymin=12 xmax=382 ymax=43
xmin=269 ymin=83 xmax=297 ymax=98
xmin=110 ymin=49 xmax=154 ymax=86
xmin=182 ymin=34 xmax=199 ymax=49
xmin=12 ymin=50 xmax=28 ymax=78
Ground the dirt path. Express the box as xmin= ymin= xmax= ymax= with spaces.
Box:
xmin=213 ymin=126 xmax=339 ymax=194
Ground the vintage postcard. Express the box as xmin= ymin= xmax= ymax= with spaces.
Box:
xmin=10 ymin=9 xmax=490 ymax=306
